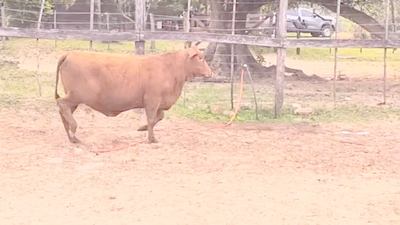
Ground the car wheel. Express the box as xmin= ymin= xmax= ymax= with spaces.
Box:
xmin=321 ymin=25 xmax=333 ymax=37
xmin=311 ymin=32 xmax=320 ymax=37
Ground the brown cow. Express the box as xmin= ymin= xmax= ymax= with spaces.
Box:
xmin=55 ymin=45 xmax=212 ymax=143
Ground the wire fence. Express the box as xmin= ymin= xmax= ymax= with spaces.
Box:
xmin=0 ymin=0 xmax=399 ymax=119
xmin=1 ymin=0 xmax=399 ymax=36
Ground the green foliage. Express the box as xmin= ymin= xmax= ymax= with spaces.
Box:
xmin=147 ymin=0 xmax=207 ymax=16
xmin=4 ymin=0 xmax=55 ymax=28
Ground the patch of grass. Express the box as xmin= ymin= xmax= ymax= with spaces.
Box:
xmin=253 ymin=46 xmax=400 ymax=62
xmin=0 ymin=65 xmax=54 ymax=101
xmin=291 ymin=48 xmax=400 ymax=62
xmin=168 ymin=83 xmax=400 ymax=124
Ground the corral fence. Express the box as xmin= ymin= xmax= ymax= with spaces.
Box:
xmin=0 ymin=0 xmax=399 ymax=118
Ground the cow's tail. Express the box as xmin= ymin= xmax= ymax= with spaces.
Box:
xmin=55 ymin=53 xmax=68 ymax=100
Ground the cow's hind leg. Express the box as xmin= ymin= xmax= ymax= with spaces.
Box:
xmin=57 ymin=97 xmax=80 ymax=143
xmin=138 ymin=110 xmax=164 ymax=132
xmin=144 ymin=108 xmax=164 ymax=143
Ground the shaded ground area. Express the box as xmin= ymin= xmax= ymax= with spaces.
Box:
xmin=0 ymin=105 xmax=399 ymax=224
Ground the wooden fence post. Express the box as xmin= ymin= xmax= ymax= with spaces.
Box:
xmin=96 ymin=0 xmax=101 ymax=30
xmin=89 ymin=0 xmax=94 ymax=50
xmin=274 ymin=0 xmax=288 ymax=118
xmin=35 ymin=0 xmax=45 ymax=97
xmin=245 ymin=65 xmax=259 ymax=120
xmin=383 ymin=0 xmax=390 ymax=104
xmin=106 ymin=12 xmax=110 ymax=50
xmin=1 ymin=6 xmax=6 ymax=49
xmin=184 ymin=0 xmax=191 ymax=49
xmin=296 ymin=29 xmax=300 ymax=55
xmin=135 ymin=0 xmax=146 ymax=54
xmin=391 ymin=0 xmax=396 ymax=32
xmin=54 ymin=9 xmax=57 ymax=47
xmin=333 ymin=0 xmax=341 ymax=106
xmin=230 ymin=0 xmax=237 ymax=110
xmin=150 ymin=13 xmax=155 ymax=52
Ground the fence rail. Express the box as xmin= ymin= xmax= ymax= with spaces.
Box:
xmin=1 ymin=27 xmax=400 ymax=49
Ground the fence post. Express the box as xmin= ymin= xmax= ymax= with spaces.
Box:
xmin=135 ymin=0 xmax=146 ymax=54
xmin=54 ymin=9 xmax=57 ymax=47
xmin=296 ymin=29 xmax=300 ymax=55
xmin=96 ymin=0 xmax=101 ymax=30
xmin=245 ymin=65 xmax=259 ymax=120
xmin=37 ymin=0 xmax=45 ymax=29
xmin=35 ymin=0 xmax=45 ymax=97
xmin=150 ymin=13 xmax=155 ymax=52
xmin=274 ymin=0 xmax=288 ymax=118
xmin=184 ymin=0 xmax=191 ymax=49
xmin=391 ymin=0 xmax=396 ymax=32
xmin=383 ymin=0 xmax=390 ymax=104
xmin=106 ymin=12 xmax=110 ymax=50
xmin=89 ymin=0 xmax=94 ymax=50
xmin=333 ymin=0 xmax=341 ymax=106
xmin=230 ymin=0 xmax=237 ymax=110
xmin=1 ymin=6 xmax=6 ymax=49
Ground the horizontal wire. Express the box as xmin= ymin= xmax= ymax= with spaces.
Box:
xmin=3 ymin=4 xmax=395 ymax=19
xmin=1 ymin=2 xmax=396 ymax=36
xmin=1 ymin=0 xmax=395 ymax=9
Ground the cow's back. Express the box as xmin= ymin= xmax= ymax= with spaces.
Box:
xmin=58 ymin=50 xmax=189 ymax=114
xmin=59 ymin=51 xmax=146 ymax=112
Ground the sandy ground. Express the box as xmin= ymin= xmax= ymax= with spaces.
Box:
xmin=261 ymin=54 xmax=400 ymax=80
xmin=0 ymin=48 xmax=399 ymax=224
xmin=0 ymin=104 xmax=399 ymax=224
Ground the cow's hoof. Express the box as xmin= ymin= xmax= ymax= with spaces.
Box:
xmin=69 ymin=137 xmax=81 ymax=143
xmin=148 ymin=137 xmax=158 ymax=143
xmin=137 ymin=125 xmax=148 ymax=131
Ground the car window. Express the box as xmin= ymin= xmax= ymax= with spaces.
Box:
xmin=301 ymin=10 xmax=314 ymax=17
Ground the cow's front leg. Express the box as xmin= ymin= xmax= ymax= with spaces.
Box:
xmin=138 ymin=110 xmax=164 ymax=132
xmin=144 ymin=107 xmax=164 ymax=143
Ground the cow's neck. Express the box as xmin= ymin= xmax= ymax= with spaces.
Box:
xmin=173 ymin=71 xmax=188 ymax=98
xmin=168 ymin=53 xmax=190 ymax=103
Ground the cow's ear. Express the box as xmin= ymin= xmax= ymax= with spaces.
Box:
xmin=187 ymin=48 xmax=198 ymax=59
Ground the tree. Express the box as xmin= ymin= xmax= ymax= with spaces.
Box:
xmin=204 ymin=0 xmax=399 ymax=78
xmin=3 ymin=0 xmax=56 ymax=28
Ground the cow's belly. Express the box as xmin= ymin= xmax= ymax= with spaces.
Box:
xmin=85 ymin=90 xmax=145 ymax=117
xmin=86 ymin=102 xmax=143 ymax=117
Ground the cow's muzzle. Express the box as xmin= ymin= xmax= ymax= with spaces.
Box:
xmin=204 ymin=71 xmax=214 ymax=78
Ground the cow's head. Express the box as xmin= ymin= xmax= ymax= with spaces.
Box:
xmin=185 ymin=45 xmax=213 ymax=80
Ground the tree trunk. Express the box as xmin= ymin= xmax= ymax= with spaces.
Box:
xmin=205 ymin=0 xmax=307 ymax=79
xmin=205 ymin=1 xmax=272 ymax=79
xmin=204 ymin=0 xmax=234 ymax=78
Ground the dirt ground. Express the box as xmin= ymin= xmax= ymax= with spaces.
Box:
xmin=0 ymin=102 xmax=399 ymax=224
xmin=0 ymin=49 xmax=399 ymax=224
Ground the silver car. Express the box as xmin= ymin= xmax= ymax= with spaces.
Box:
xmin=246 ymin=7 xmax=336 ymax=37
